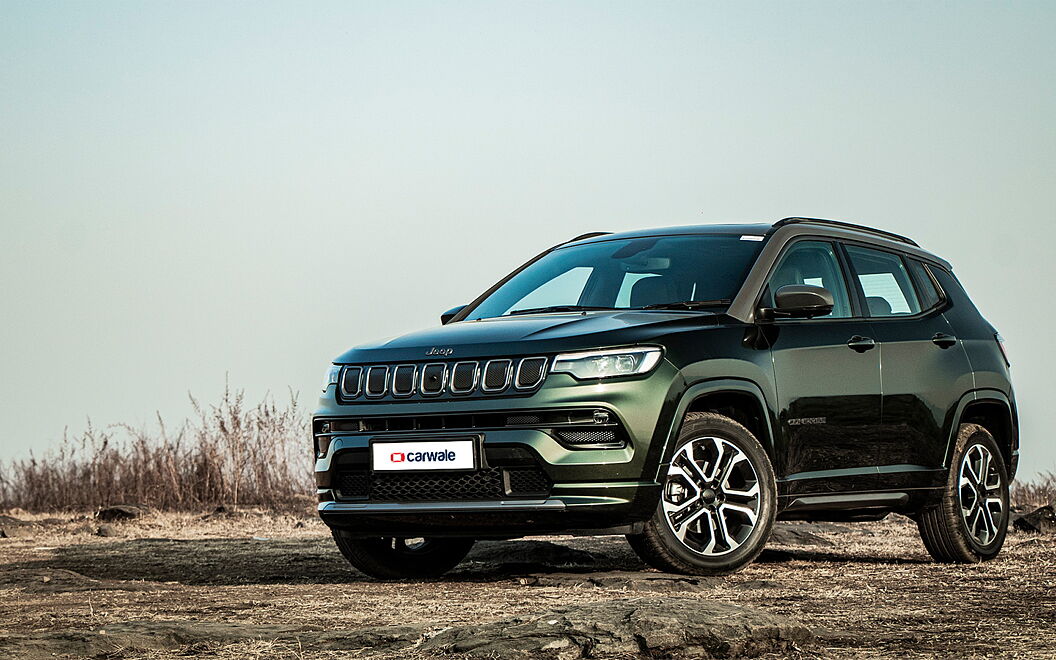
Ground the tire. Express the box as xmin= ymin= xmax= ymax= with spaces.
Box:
xmin=627 ymin=412 xmax=777 ymax=575
xmin=331 ymin=532 xmax=474 ymax=580
xmin=916 ymin=423 xmax=1009 ymax=563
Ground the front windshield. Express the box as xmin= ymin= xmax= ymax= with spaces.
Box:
xmin=465 ymin=234 xmax=766 ymax=320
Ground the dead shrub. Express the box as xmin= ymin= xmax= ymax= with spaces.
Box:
xmin=1012 ymin=472 xmax=1056 ymax=510
xmin=0 ymin=386 xmax=311 ymax=512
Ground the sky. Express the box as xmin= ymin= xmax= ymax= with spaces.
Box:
xmin=1 ymin=1 xmax=1054 ymax=479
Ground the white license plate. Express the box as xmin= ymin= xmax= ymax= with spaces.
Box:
xmin=371 ymin=439 xmax=476 ymax=472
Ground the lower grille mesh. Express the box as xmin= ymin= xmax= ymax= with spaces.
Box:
xmin=336 ymin=467 xmax=551 ymax=501
xmin=556 ymin=429 xmax=619 ymax=445
xmin=373 ymin=469 xmax=504 ymax=502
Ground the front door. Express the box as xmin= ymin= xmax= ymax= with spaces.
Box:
xmin=763 ymin=240 xmax=882 ymax=495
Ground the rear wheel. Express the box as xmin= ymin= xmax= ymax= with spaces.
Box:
xmin=917 ymin=424 xmax=1009 ymax=563
xmin=627 ymin=412 xmax=776 ymax=575
xmin=332 ymin=532 xmax=474 ymax=580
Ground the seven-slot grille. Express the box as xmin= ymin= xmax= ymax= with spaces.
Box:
xmin=339 ymin=357 xmax=548 ymax=400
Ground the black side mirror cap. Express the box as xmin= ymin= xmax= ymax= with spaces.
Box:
xmin=440 ymin=305 xmax=467 ymax=325
xmin=762 ymin=285 xmax=834 ymax=320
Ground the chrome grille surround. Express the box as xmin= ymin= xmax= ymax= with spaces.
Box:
xmin=449 ymin=361 xmax=479 ymax=395
xmin=338 ymin=357 xmax=548 ymax=401
xmin=419 ymin=363 xmax=447 ymax=396
xmin=391 ymin=364 xmax=417 ymax=397
xmin=481 ymin=359 xmax=514 ymax=393
xmin=364 ymin=366 xmax=389 ymax=398
xmin=340 ymin=366 xmax=362 ymax=398
xmin=515 ymin=357 xmax=548 ymax=390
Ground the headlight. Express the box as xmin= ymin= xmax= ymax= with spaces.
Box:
xmin=322 ymin=364 xmax=341 ymax=392
xmin=551 ymin=347 xmax=663 ymax=380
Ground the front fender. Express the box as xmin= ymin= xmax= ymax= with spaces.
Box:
xmin=650 ymin=377 xmax=776 ymax=483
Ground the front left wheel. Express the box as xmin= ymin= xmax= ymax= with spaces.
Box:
xmin=627 ymin=412 xmax=777 ymax=575
xmin=332 ymin=532 xmax=475 ymax=580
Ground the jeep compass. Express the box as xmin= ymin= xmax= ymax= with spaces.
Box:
xmin=314 ymin=218 xmax=1017 ymax=578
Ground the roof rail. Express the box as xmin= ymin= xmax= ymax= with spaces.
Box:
xmin=567 ymin=231 xmax=611 ymax=243
xmin=772 ymin=217 xmax=918 ymax=247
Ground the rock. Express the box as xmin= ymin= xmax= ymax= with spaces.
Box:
xmin=0 ymin=526 xmax=34 ymax=539
xmin=202 ymin=504 xmax=268 ymax=520
xmin=1013 ymin=505 xmax=1056 ymax=534
xmin=0 ymin=569 xmax=171 ymax=594
xmin=421 ymin=597 xmax=812 ymax=658
xmin=520 ymin=571 xmax=720 ymax=592
xmin=96 ymin=505 xmax=149 ymax=522
xmin=792 ymin=521 xmax=870 ymax=536
xmin=769 ymin=523 xmax=835 ymax=547
xmin=96 ymin=524 xmax=120 ymax=537
xmin=0 ymin=515 xmax=37 ymax=539
xmin=0 ymin=620 xmax=420 ymax=659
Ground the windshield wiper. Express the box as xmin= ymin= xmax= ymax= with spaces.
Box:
xmin=507 ymin=305 xmax=616 ymax=316
xmin=638 ymin=299 xmax=731 ymax=311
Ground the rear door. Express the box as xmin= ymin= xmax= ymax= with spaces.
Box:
xmin=842 ymin=244 xmax=973 ymax=490
xmin=764 ymin=240 xmax=882 ymax=495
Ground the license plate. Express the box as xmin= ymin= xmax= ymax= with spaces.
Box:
xmin=371 ymin=439 xmax=476 ymax=472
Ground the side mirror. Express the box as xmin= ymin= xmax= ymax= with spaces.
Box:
xmin=764 ymin=285 xmax=834 ymax=319
xmin=440 ymin=305 xmax=467 ymax=325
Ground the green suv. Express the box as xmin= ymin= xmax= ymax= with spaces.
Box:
xmin=314 ymin=218 xmax=1017 ymax=579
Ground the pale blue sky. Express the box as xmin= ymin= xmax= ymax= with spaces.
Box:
xmin=2 ymin=2 xmax=1054 ymax=479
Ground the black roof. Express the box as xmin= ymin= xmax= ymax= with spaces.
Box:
xmin=566 ymin=217 xmax=948 ymax=269
xmin=570 ymin=223 xmax=772 ymax=244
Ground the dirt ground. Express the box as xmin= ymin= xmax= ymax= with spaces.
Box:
xmin=0 ymin=509 xmax=1053 ymax=659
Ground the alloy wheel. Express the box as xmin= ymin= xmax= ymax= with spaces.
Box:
xmin=958 ymin=444 xmax=1004 ymax=547
xmin=661 ymin=436 xmax=761 ymax=556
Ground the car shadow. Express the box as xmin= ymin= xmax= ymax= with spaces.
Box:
xmin=6 ymin=535 xmax=928 ymax=587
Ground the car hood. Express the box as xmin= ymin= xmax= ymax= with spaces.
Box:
xmin=334 ymin=311 xmax=725 ymax=363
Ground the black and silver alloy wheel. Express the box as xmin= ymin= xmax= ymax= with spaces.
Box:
xmin=628 ymin=412 xmax=776 ymax=575
xmin=662 ymin=436 xmax=761 ymax=557
xmin=917 ymin=423 xmax=1009 ymax=563
xmin=958 ymin=443 xmax=1004 ymax=547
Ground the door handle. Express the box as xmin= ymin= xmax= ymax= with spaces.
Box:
xmin=932 ymin=332 xmax=958 ymax=349
xmin=847 ymin=336 xmax=876 ymax=353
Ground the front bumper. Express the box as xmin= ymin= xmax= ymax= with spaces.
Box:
xmin=318 ymin=483 xmax=660 ymax=537
xmin=313 ymin=363 xmax=678 ymax=537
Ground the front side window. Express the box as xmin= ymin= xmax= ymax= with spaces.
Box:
xmin=465 ymin=235 xmax=765 ymax=320
xmin=764 ymin=240 xmax=853 ymax=319
xmin=845 ymin=245 xmax=922 ymax=316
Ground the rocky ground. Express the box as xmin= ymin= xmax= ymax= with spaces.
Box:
xmin=0 ymin=507 xmax=1054 ymax=659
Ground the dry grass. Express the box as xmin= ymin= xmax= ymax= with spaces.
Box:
xmin=0 ymin=514 xmax=1053 ymax=658
xmin=1012 ymin=472 xmax=1056 ymax=510
xmin=0 ymin=386 xmax=312 ymax=512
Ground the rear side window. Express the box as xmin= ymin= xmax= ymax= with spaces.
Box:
xmin=845 ymin=245 xmax=921 ymax=316
xmin=906 ymin=259 xmax=943 ymax=310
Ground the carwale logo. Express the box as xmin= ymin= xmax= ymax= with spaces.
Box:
xmin=426 ymin=347 xmax=454 ymax=356
xmin=396 ymin=450 xmax=457 ymax=463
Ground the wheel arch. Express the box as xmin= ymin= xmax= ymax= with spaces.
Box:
xmin=946 ymin=389 xmax=1018 ymax=478
xmin=653 ymin=379 xmax=776 ymax=482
